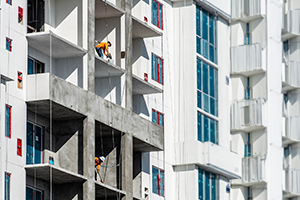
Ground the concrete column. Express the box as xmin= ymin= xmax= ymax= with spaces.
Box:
xmin=121 ymin=133 xmax=133 ymax=200
xmin=83 ymin=116 xmax=95 ymax=200
xmin=121 ymin=0 xmax=133 ymax=111
xmin=87 ymin=0 xmax=95 ymax=93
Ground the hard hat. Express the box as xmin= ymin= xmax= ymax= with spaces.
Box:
xmin=100 ymin=156 xmax=105 ymax=162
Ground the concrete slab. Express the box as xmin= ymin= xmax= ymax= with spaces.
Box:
xmin=132 ymin=16 xmax=162 ymax=39
xmin=27 ymin=31 xmax=87 ymax=58
xmin=95 ymin=56 xmax=125 ymax=78
xmin=95 ymin=180 xmax=126 ymax=198
xmin=26 ymin=73 xmax=164 ymax=151
xmin=95 ymin=0 xmax=124 ymax=19
xmin=25 ymin=163 xmax=87 ymax=184
xmin=132 ymin=74 xmax=163 ymax=95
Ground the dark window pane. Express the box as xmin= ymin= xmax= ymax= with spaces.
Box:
xmin=159 ymin=59 xmax=163 ymax=84
xmin=5 ymin=174 xmax=10 ymax=200
xmin=204 ymin=116 xmax=209 ymax=142
xmin=27 ymin=122 xmax=34 ymax=164
xmin=210 ymin=119 xmax=215 ymax=143
xmin=198 ymin=112 xmax=202 ymax=141
xmin=205 ymin=171 xmax=210 ymax=200
xmin=211 ymin=174 xmax=216 ymax=200
xmin=203 ymin=63 xmax=208 ymax=94
xmin=203 ymin=94 xmax=209 ymax=112
xmin=197 ymin=58 xmax=201 ymax=90
xmin=202 ymin=10 xmax=208 ymax=40
xmin=197 ymin=91 xmax=201 ymax=109
xmin=152 ymin=110 xmax=158 ymax=124
xmin=202 ymin=40 xmax=208 ymax=59
xmin=209 ymin=14 xmax=214 ymax=45
xmin=28 ymin=58 xmax=34 ymax=74
xmin=210 ymin=66 xmax=215 ymax=97
xmin=26 ymin=187 xmax=33 ymax=200
xmin=159 ymin=113 xmax=164 ymax=127
xmin=196 ymin=6 xmax=200 ymax=36
xmin=35 ymin=126 xmax=42 ymax=164
xmin=159 ymin=4 xmax=163 ymax=29
xmin=5 ymin=106 xmax=10 ymax=137
xmin=152 ymin=1 xmax=157 ymax=26
xmin=199 ymin=169 xmax=204 ymax=199
xmin=152 ymin=167 xmax=159 ymax=195
xmin=197 ymin=37 xmax=201 ymax=54
xmin=210 ymin=98 xmax=215 ymax=116
xmin=209 ymin=45 xmax=214 ymax=63
xmin=160 ymin=171 xmax=164 ymax=196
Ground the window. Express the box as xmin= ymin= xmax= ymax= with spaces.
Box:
xmin=196 ymin=6 xmax=217 ymax=63
xmin=17 ymin=71 xmax=23 ymax=89
xmin=247 ymin=187 xmax=252 ymax=200
xmin=152 ymin=0 xmax=163 ymax=29
xmin=245 ymin=77 xmax=250 ymax=100
xmin=198 ymin=112 xmax=218 ymax=144
xmin=27 ymin=0 xmax=45 ymax=33
xmin=198 ymin=169 xmax=218 ymax=200
xmin=17 ymin=139 xmax=22 ymax=156
xmin=5 ymin=172 xmax=10 ymax=200
xmin=197 ymin=58 xmax=218 ymax=116
xmin=26 ymin=122 xmax=43 ymax=165
xmin=5 ymin=105 xmax=11 ymax=138
xmin=18 ymin=7 xmax=23 ymax=24
xmin=152 ymin=166 xmax=164 ymax=196
xmin=6 ymin=38 xmax=12 ymax=52
xmin=152 ymin=53 xmax=164 ymax=85
xmin=26 ymin=186 xmax=43 ymax=200
xmin=6 ymin=0 xmax=12 ymax=5
xmin=244 ymin=106 xmax=250 ymax=126
xmin=244 ymin=133 xmax=251 ymax=157
xmin=152 ymin=109 xmax=164 ymax=127
xmin=244 ymin=23 xmax=250 ymax=45
xmin=28 ymin=57 xmax=45 ymax=75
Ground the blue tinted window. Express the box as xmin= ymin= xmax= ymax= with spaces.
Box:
xmin=6 ymin=39 xmax=11 ymax=51
xmin=159 ymin=4 xmax=163 ymax=29
xmin=160 ymin=113 xmax=163 ymax=127
xmin=152 ymin=167 xmax=159 ymax=195
xmin=210 ymin=98 xmax=215 ymax=116
xmin=152 ymin=1 xmax=157 ymax=26
xmin=152 ymin=54 xmax=163 ymax=85
xmin=197 ymin=59 xmax=201 ymax=90
xmin=160 ymin=171 xmax=164 ymax=196
xmin=197 ymin=37 xmax=201 ymax=54
xmin=152 ymin=110 xmax=158 ymax=124
xmin=204 ymin=116 xmax=209 ymax=142
xmin=202 ymin=10 xmax=208 ymax=40
xmin=196 ymin=6 xmax=201 ymax=36
xmin=209 ymin=45 xmax=214 ymax=63
xmin=203 ymin=94 xmax=209 ymax=112
xmin=198 ymin=112 xmax=202 ymax=141
xmin=209 ymin=14 xmax=214 ymax=45
xmin=152 ymin=0 xmax=163 ymax=30
xmin=203 ymin=63 xmax=208 ymax=94
xmin=159 ymin=59 xmax=163 ymax=84
xmin=205 ymin=172 xmax=210 ymax=200
xmin=202 ymin=40 xmax=208 ymax=59
xmin=28 ymin=58 xmax=34 ymax=75
xmin=198 ymin=169 xmax=203 ymax=199
xmin=211 ymin=174 xmax=216 ymax=200
xmin=5 ymin=106 xmax=10 ymax=138
xmin=210 ymin=66 xmax=215 ymax=97
xmin=5 ymin=173 xmax=10 ymax=200
xmin=197 ymin=91 xmax=201 ymax=109
xmin=210 ymin=119 xmax=215 ymax=143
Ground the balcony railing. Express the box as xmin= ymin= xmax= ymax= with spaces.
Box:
xmin=286 ymin=116 xmax=300 ymax=141
xmin=242 ymin=155 xmax=265 ymax=183
xmin=283 ymin=9 xmax=300 ymax=36
xmin=284 ymin=61 xmax=300 ymax=88
xmin=231 ymin=98 xmax=266 ymax=131
xmin=231 ymin=43 xmax=264 ymax=75
xmin=286 ymin=169 xmax=300 ymax=195
xmin=232 ymin=0 xmax=263 ymax=20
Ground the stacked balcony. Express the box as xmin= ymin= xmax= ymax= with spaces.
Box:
xmin=231 ymin=98 xmax=266 ymax=132
xmin=284 ymin=169 xmax=300 ymax=197
xmin=232 ymin=0 xmax=265 ymax=22
xmin=231 ymin=43 xmax=265 ymax=76
xmin=282 ymin=9 xmax=300 ymax=40
xmin=282 ymin=61 xmax=300 ymax=92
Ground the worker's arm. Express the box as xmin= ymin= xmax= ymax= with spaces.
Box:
xmin=104 ymin=43 xmax=109 ymax=56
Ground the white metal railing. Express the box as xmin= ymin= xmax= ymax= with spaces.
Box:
xmin=242 ymin=155 xmax=265 ymax=183
xmin=231 ymin=43 xmax=262 ymax=74
xmin=287 ymin=116 xmax=300 ymax=141
xmin=285 ymin=61 xmax=300 ymax=87
xmin=232 ymin=0 xmax=262 ymax=19
xmin=231 ymin=98 xmax=266 ymax=130
xmin=285 ymin=9 xmax=300 ymax=35
xmin=286 ymin=169 xmax=300 ymax=194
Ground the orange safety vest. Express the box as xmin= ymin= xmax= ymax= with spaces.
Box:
xmin=95 ymin=157 xmax=101 ymax=170
xmin=95 ymin=42 xmax=109 ymax=56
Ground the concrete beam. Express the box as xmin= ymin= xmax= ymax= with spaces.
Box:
xmin=121 ymin=133 xmax=133 ymax=200
xmin=88 ymin=0 xmax=96 ymax=92
xmin=26 ymin=73 xmax=164 ymax=151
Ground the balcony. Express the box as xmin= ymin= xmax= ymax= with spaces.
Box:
xmin=231 ymin=98 xmax=266 ymax=132
xmin=132 ymin=16 xmax=162 ymax=39
xmin=26 ymin=73 xmax=164 ymax=151
xmin=231 ymin=44 xmax=265 ymax=76
xmin=173 ymin=141 xmax=241 ymax=179
xmin=283 ymin=116 xmax=300 ymax=145
xmin=283 ymin=169 xmax=300 ymax=198
xmin=232 ymin=0 xmax=265 ymax=22
xmin=232 ymin=155 xmax=266 ymax=187
xmin=282 ymin=9 xmax=300 ymax=40
xmin=282 ymin=61 xmax=300 ymax=92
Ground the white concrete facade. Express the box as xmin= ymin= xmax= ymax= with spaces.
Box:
xmin=0 ymin=0 xmax=296 ymax=200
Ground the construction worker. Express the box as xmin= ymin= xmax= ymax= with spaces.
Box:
xmin=95 ymin=40 xmax=112 ymax=59
xmin=95 ymin=156 xmax=105 ymax=182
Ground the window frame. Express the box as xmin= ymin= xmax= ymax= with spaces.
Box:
xmin=6 ymin=38 xmax=12 ymax=52
xmin=26 ymin=185 xmax=44 ymax=200
xmin=244 ymin=23 xmax=250 ymax=45
xmin=26 ymin=121 xmax=44 ymax=165
xmin=151 ymin=53 xmax=164 ymax=85
xmin=152 ymin=166 xmax=164 ymax=197
xmin=28 ymin=56 xmax=45 ymax=75
xmin=244 ymin=133 xmax=251 ymax=157
xmin=5 ymin=172 xmax=11 ymax=200
xmin=5 ymin=104 xmax=12 ymax=138
xmin=152 ymin=109 xmax=164 ymax=127
xmin=152 ymin=0 xmax=163 ymax=30
xmin=196 ymin=5 xmax=217 ymax=64
xmin=198 ymin=168 xmax=219 ymax=200
xmin=197 ymin=111 xmax=218 ymax=144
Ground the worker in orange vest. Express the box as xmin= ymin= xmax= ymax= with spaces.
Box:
xmin=95 ymin=40 xmax=112 ymax=59
xmin=95 ymin=156 xmax=105 ymax=182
